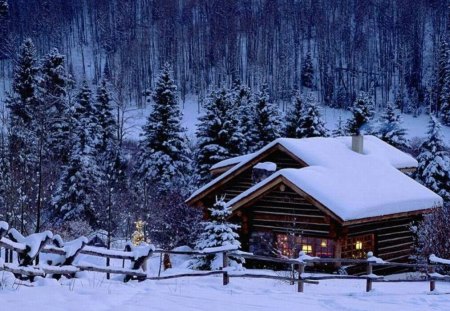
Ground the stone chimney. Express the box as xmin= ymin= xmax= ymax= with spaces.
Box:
xmin=352 ymin=135 xmax=364 ymax=154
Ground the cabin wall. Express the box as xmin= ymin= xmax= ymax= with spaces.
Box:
xmin=346 ymin=216 xmax=420 ymax=262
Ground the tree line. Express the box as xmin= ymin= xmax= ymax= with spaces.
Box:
xmin=0 ymin=0 xmax=450 ymax=117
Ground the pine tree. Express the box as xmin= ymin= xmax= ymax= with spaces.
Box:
xmin=332 ymin=116 xmax=347 ymax=137
xmin=301 ymin=52 xmax=314 ymax=89
xmin=192 ymin=197 xmax=241 ymax=270
xmin=6 ymin=38 xmax=40 ymax=232
xmin=94 ymin=79 xmax=117 ymax=155
xmin=437 ymin=38 xmax=450 ymax=116
xmin=231 ymin=80 xmax=255 ymax=153
xmin=295 ymin=93 xmax=328 ymax=138
xmin=285 ymin=91 xmax=304 ymax=138
xmin=416 ymin=116 xmax=450 ymax=201
xmin=39 ymin=48 xmax=71 ymax=160
xmin=346 ymin=91 xmax=375 ymax=135
xmin=252 ymin=84 xmax=282 ymax=150
xmin=196 ymin=88 xmax=244 ymax=184
xmin=135 ymin=63 xmax=190 ymax=189
xmin=375 ymin=104 xmax=409 ymax=149
xmin=52 ymin=82 xmax=101 ymax=227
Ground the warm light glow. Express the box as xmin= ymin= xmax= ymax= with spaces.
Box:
xmin=355 ymin=241 xmax=363 ymax=250
xmin=302 ymin=244 xmax=312 ymax=253
xmin=320 ymin=240 xmax=327 ymax=247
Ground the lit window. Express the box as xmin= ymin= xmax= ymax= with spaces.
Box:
xmin=355 ymin=241 xmax=363 ymax=250
xmin=302 ymin=244 xmax=312 ymax=254
xmin=320 ymin=240 xmax=327 ymax=247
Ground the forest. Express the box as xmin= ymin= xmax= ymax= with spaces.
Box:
xmin=0 ymin=0 xmax=449 ymax=252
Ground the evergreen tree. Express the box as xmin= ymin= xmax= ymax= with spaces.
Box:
xmin=295 ymin=93 xmax=328 ymax=138
xmin=94 ymin=79 xmax=117 ymax=155
xmin=375 ymin=104 xmax=409 ymax=149
xmin=39 ymin=48 xmax=71 ymax=160
xmin=231 ymin=80 xmax=255 ymax=153
xmin=52 ymin=82 xmax=101 ymax=226
xmin=192 ymin=197 xmax=241 ymax=270
xmin=416 ymin=116 xmax=450 ymax=201
xmin=135 ymin=63 xmax=190 ymax=189
xmin=6 ymin=38 xmax=40 ymax=232
xmin=346 ymin=91 xmax=375 ymax=135
xmin=252 ymin=84 xmax=282 ymax=150
xmin=285 ymin=91 xmax=304 ymax=138
xmin=332 ymin=116 xmax=347 ymax=137
xmin=301 ymin=52 xmax=314 ymax=89
xmin=437 ymin=38 xmax=450 ymax=116
xmin=196 ymin=88 xmax=244 ymax=184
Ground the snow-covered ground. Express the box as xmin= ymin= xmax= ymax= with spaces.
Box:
xmin=125 ymin=98 xmax=450 ymax=143
xmin=1 ymin=253 xmax=450 ymax=311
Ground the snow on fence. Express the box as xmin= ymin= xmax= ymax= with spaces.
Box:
xmin=1 ymin=222 xmax=450 ymax=293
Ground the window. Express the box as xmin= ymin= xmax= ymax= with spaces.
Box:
xmin=342 ymin=234 xmax=374 ymax=259
xmin=275 ymin=234 xmax=335 ymax=258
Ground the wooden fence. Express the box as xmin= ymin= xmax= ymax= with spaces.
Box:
xmin=0 ymin=221 xmax=449 ymax=293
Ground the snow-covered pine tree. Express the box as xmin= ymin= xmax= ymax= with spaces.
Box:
xmin=375 ymin=104 xmax=409 ymax=149
xmin=346 ymin=91 xmax=375 ymax=135
xmin=192 ymin=197 xmax=241 ymax=270
xmin=196 ymin=88 xmax=244 ymax=185
xmin=135 ymin=63 xmax=190 ymax=190
xmin=7 ymin=38 xmax=39 ymax=148
xmin=252 ymin=84 xmax=282 ymax=150
xmin=301 ymin=52 xmax=314 ymax=89
xmin=6 ymin=38 xmax=40 ymax=233
xmin=332 ymin=116 xmax=347 ymax=137
xmin=295 ymin=93 xmax=328 ymax=138
xmin=52 ymin=82 xmax=101 ymax=227
xmin=416 ymin=116 xmax=450 ymax=201
xmin=284 ymin=91 xmax=304 ymax=138
xmin=39 ymin=48 xmax=71 ymax=160
xmin=94 ymin=79 xmax=117 ymax=155
xmin=231 ymin=80 xmax=255 ymax=153
xmin=437 ymin=38 xmax=450 ymax=117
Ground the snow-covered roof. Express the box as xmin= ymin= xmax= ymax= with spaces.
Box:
xmin=188 ymin=136 xmax=419 ymax=203
xmin=210 ymin=153 xmax=255 ymax=171
xmin=225 ymin=138 xmax=442 ymax=222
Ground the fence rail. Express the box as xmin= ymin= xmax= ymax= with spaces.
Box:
xmin=0 ymin=221 xmax=449 ymax=294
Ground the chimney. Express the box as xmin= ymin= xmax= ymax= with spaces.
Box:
xmin=352 ymin=135 xmax=364 ymax=154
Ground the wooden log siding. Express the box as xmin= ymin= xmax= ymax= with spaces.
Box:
xmin=347 ymin=216 xmax=418 ymax=262
xmin=248 ymin=186 xmax=331 ymax=238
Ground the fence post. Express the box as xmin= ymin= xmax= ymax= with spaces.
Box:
xmin=366 ymin=262 xmax=373 ymax=292
xmin=429 ymin=265 xmax=436 ymax=292
xmin=297 ymin=263 xmax=304 ymax=293
xmin=222 ymin=251 xmax=229 ymax=285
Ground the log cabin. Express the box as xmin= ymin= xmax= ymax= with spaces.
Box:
xmin=186 ymin=136 xmax=443 ymax=268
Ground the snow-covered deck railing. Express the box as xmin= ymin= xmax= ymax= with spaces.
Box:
xmin=429 ymin=254 xmax=450 ymax=266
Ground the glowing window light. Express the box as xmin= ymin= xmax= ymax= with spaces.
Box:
xmin=302 ymin=244 xmax=312 ymax=253
xmin=320 ymin=240 xmax=327 ymax=247
xmin=355 ymin=241 xmax=363 ymax=250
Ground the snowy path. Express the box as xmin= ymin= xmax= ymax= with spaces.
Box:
xmin=2 ymin=273 xmax=450 ymax=311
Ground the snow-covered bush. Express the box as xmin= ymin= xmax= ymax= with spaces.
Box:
xmin=191 ymin=197 xmax=242 ymax=270
xmin=413 ymin=203 xmax=450 ymax=272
